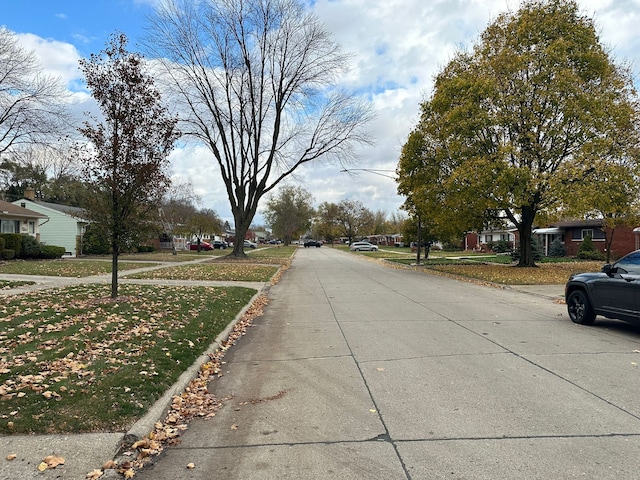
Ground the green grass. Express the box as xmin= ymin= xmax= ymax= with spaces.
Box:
xmin=0 ymin=280 xmax=36 ymax=289
xmin=123 ymin=263 xmax=279 ymax=282
xmin=0 ymin=284 xmax=257 ymax=434
xmin=0 ymin=260 xmax=158 ymax=277
xmin=247 ymin=245 xmax=297 ymax=260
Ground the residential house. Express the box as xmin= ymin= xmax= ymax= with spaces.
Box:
xmin=0 ymin=200 xmax=48 ymax=239
xmin=12 ymin=189 xmax=89 ymax=257
xmin=535 ymin=219 xmax=639 ymax=258
xmin=465 ymin=226 xmax=517 ymax=252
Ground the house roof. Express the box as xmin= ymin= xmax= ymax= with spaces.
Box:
xmin=0 ymin=200 xmax=48 ymax=219
xmin=551 ymin=219 xmax=604 ymax=228
xmin=13 ymin=199 xmax=88 ymax=221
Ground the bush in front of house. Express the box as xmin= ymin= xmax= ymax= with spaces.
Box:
xmin=19 ymin=235 xmax=42 ymax=259
xmin=136 ymin=245 xmax=155 ymax=253
xmin=82 ymin=226 xmax=110 ymax=255
xmin=0 ymin=233 xmax=22 ymax=257
xmin=0 ymin=249 xmax=15 ymax=260
xmin=489 ymin=239 xmax=512 ymax=253
xmin=549 ymin=238 xmax=566 ymax=257
xmin=576 ymin=235 xmax=605 ymax=261
xmin=38 ymin=245 xmax=66 ymax=259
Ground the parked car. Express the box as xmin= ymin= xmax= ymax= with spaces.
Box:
xmin=349 ymin=241 xmax=378 ymax=252
xmin=188 ymin=241 xmax=213 ymax=251
xmin=211 ymin=240 xmax=227 ymax=249
xmin=565 ymin=249 xmax=640 ymax=326
xmin=304 ymin=240 xmax=322 ymax=248
xmin=243 ymin=240 xmax=257 ymax=249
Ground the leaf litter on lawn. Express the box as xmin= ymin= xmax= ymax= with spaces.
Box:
xmin=0 ymin=283 xmax=257 ymax=434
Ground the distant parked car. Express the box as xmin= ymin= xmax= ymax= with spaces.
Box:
xmin=189 ymin=241 xmax=213 ymax=251
xmin=243 ymin=240 xmax=257 ymax=249
xmin=349 ymin=241 xmax=378 ymax=252
xmin=304 ymin=240 xmax=322 ymax=248
xmin=565 ymin=249 xmax=640 ymax=326
xmin=211 ymin=240 xmax=227 ymax=249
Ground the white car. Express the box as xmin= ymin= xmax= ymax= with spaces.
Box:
xmin=349 ymin=241 xmax=378 ymax=252
xmin=243 ymin=240 xmax=257 ymax=249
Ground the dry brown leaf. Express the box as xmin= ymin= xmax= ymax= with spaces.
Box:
xmin=102 ymin=459 xmax=118 ymax=469
xmin=187 ymin=462 xmax=195 ymax=469
xmin=37 ymin=462 xmax=48 ymax=472
xmin=230 ymin=424 xmax=238 ymax=430
xmin=43 ymin=455 xmax=65 ymax=468
xmin=86 ymin=469 xmax=103 ymax=479
xmin=6 ymin=453 xmax=16 ymax=461
xmin=123 ymin=468 xmax=136 ymax=478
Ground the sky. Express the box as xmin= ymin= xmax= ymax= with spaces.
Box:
xmin=2 ymin=0 xmax=640 ymax=227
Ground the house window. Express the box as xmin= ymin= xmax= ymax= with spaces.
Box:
xmin=581 ymin=229 xmax=593 ymax=240
xmin=28 ymin=221 xmax=36 ymax=234
xmin=0 ymin=220 xmax=20 ymax=233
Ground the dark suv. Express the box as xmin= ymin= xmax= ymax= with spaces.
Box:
xmin=565 ymin=250 xmax=640 ymax=325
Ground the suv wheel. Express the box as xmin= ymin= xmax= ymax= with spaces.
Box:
xmin=567 ymin=290 xmax=596 ymax=325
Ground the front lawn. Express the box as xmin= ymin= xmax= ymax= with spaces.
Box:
xmin=428 ymin=261 xmax=603 ymax=285
xmin=0 ymin=260 xmax=158 ymax=277
xmin=0 ymin=284 xmax=257 ymax=434
xmin=124 ymin=263 xmax=279 ymax=282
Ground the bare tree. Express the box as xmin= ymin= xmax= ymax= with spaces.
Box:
xmin=0 ymin=27 xmax=71 ymax=157
xmin=79 ymin=33 xmax=180 ymax=298
xmin=146 ymin=0 xmax=373 ymax=257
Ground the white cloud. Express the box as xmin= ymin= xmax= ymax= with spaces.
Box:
xmin=9 ymin=0 xmax=640 ymax=228
xmin=16 ymin=33 xmax=83 ymax=88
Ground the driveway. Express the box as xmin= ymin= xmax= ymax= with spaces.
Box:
xmin=132 ymin=247 xmax=640 ymax=478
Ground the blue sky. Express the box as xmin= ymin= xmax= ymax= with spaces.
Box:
xmin=1 ymin=1 xmax=153 ymax=57
xmin=2 ymin=0 xmax=640 ymax=225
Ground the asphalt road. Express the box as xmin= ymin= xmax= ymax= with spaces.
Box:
xmin=133 ymin=246 xmax=640 ymax=480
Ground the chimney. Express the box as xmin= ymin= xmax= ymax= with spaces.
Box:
xmin=24 ymin=187 xmax=35 ymax=201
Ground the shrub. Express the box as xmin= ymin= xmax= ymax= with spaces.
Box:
xmin=39 ymin=245 xmax=66 ymax=259
xmin=511 ymin=236 xmax=543 ymax=262
xmin=0 ymin=234 xmax=22 ymax=257
xmin=82 ymin=226 xmax=110 ymax=255
xmin=576 ymin=235 xmax=605 ymax=260
xmin=549 ymin=238 xmax=566 ymax=257
xmin=19 ymin=235 xmax=42 ymax=259
xmin=136 ymin=245 xmax=155 ymax=253
xmin=0 ymin=249 xmax=15 ymax=260
xmin=490 ymin=239 xmax=512 ymax=253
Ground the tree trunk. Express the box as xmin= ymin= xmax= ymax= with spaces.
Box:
xmin=231 ymin=210 xmax=250 ymax=257
xmin=111 ymin=247 xmax=119 ymax=298
xmin=517 ymin=207 xmax=536 ymax=267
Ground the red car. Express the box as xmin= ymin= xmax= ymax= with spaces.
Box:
xmin=188 ymin=241 xmax=213 ymax=251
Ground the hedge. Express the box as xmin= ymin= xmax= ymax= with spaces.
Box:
xmin=39 ymin=245 xmax=66 ymax=259
xmin=0 ymin=249 xmax=15 ymax=260
xmin=0 ymin=234 xmax=22 ymax=257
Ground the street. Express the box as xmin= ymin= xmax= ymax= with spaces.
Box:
xmin=136 ymin=246 xmax=640 ymax=479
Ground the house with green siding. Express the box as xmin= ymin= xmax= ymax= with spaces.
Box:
xmin=12 ymin=190 xmax=89 ymax=257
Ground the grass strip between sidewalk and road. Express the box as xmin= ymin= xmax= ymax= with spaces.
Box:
xmin=0 ymin=283 xmax=257 ymax=435
xmin=0 ymin=260 xmax=159 ymax=277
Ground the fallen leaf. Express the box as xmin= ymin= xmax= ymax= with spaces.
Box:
xmin=37 ymin=462 xmax=48 ymax=472
xmin=187 ymin=462 xmax=195 ymax=469
xmin=6 ymin=454 xmax=17 ymax=461
xmin=43 ymin=455 xmax=65 ymax=468
xmin=230 ymin=424 xmax=238 ymax=430
xmin=86 ymin=469 xmax=103 ymax=479
xmin=123 ymin=468 xmax=136 ymax=478
xmin=102 ymin=460 xmax=118 ymax=469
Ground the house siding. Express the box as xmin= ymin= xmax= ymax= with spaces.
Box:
xmin=11 ymin=200 xmax=87 ymax=257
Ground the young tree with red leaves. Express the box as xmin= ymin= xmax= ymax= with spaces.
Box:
xmin=79 ymin=33 xmax=180 ymax=298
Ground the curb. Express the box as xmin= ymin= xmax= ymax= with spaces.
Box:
xmin=100 ymin=284 xmax=269 ymax=479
